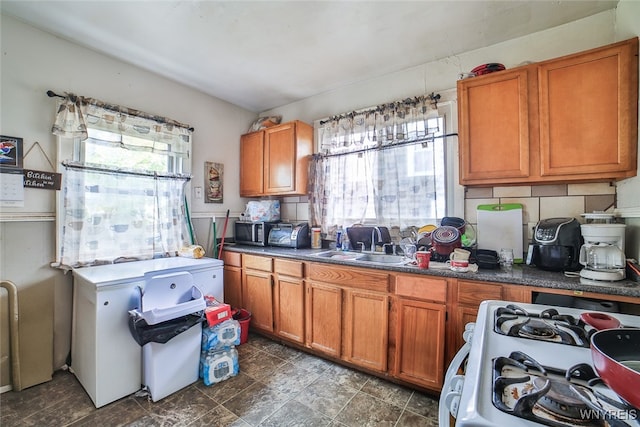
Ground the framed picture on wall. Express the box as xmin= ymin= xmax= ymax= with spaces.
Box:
xmin=0 ymin=135 xmax=24 ymax=169
xmin=205 ymin=161 xmax=223 ymax=203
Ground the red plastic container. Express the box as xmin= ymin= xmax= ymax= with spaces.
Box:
xmin=234 ymin=309 xmax=252 ymax=345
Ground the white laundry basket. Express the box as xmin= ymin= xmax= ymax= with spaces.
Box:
xmin=139 ymin=271 xmax=205 ymax=402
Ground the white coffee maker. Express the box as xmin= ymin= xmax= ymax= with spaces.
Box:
xmin=579 ymin=223 xmax=626 ymax=283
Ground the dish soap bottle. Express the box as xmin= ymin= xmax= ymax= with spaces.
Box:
xmin=336 ymin=228 xmax=343 ymax=250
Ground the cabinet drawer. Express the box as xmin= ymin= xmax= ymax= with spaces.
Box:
xmin=394 ymin=275 xmax=447 ymax=303
xmin=308 ymin=263 xmax=389 ymax=293
xmin=221 ymin=251 xmax=241 ymax=267
xmin=243 ymin=254 xmax=273 ymax=272
xmin=274 ymin=258 xmax=304 ymax=278
xmin=457 ymin=280 xmax=502 ymax=306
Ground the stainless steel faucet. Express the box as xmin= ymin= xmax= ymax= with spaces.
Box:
xmin=371 ymin=226 xmax=382 ymax=252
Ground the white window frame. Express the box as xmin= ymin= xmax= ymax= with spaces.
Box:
xmin=55 ymin=129 xmax=192 ymax=265
xmin=312 ymin=95 xmax=464 ymax=226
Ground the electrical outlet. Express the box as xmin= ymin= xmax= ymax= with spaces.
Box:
xmin=194 ymin=187 xmax=202 ymax=199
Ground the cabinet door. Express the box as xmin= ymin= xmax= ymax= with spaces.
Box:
xmin=223 ymin=265 xmax=242 ymax=309
xmin=343 ymin=289 xmax=388 ymax=372
xmin=239 ymin=131 xmax=265 ymax=197
xmin=275 ymin=276 xmax=305 ymax=343
xmin=538 ymin=38 xmax=638 ymax=179
xmin=243 ymin=269 xmax=274 ymax=333
xmin=394 ymin=298 xmax=446 ymax=389
xmin=458 ymin=68 xmax=531 ymax=184
xmin=222 ymin=251 xmax=242 ymax=308
xmin=448 ymin=280 xmax=503 ymax=364
xmin=263 ymin=123 xmax=296 ymax=194
xmin=305 ymin=281 xmax=342 ymax=357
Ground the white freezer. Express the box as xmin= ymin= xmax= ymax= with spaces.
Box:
xmin=71 ymin=257 xmax=223 ymax=408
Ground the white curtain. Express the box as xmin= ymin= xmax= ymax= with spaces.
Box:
xmin=310 ymin=95 xmax=444 ymax=235
xmin=60 ymin=166 xmax=190 ymax=268
xmin=51 ymin=93 xmax=191 ymax=159
xmin=52 ymin=93 xmax=193 ymax=268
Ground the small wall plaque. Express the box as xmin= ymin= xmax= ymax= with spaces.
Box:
xmin=23 ymin=169 xmax=62 ymax=190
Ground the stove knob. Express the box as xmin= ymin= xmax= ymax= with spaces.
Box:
xmin=444 ymin=391 xmax=461 ymax=417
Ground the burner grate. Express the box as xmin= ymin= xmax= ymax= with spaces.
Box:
xmin=492 ymin=351 xmax=637 ymax=427
xmin=494 ymin=304 xmax=594 ymax=347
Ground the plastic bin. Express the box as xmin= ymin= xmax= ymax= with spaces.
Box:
xmin=128 ymin=271 xmax=205 ymax=402
xmin=233 ymin=309 xmax=252 ymax=344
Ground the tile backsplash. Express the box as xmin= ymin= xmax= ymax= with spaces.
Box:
xmin=279 ymin=196 xmax=310 ymax=223
xmin=464 ymin=182 xmax=617 ymax=255
xmin=276 ymin=182 xmax=619 ymax=256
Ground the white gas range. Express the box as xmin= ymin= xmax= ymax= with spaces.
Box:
xmin=440 ymin=300 xmax=640 ymax=427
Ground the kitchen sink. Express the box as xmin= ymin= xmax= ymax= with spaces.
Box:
xmin=356 ymin=253 xmax=406 ymax=264
xmin=312 ymin=250 xmax=406 ymax=265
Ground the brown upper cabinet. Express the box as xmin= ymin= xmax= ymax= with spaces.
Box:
xmin=240 ymin=120 xmax=313 ymax=197
xmin=458 ymin=38 xmax=639 ymax=186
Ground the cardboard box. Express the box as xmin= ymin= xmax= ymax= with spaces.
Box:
xmin=204 ymin=296 xmax=232 ymax=327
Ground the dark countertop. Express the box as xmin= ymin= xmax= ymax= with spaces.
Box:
xmin=223 ymin=244 xmax=640 ymax=299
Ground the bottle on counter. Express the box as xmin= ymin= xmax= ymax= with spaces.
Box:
xmin=336 ymin=228 xmax=343 ymax=250
xmin=311 ymin=227 xmax=322 ymax=249
xmin=341 ymin=233 xmax=350 ymax=251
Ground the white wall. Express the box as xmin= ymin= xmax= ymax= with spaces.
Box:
xmin=0 ymin=14 xmax=256 ymax=372
xmin=262 ymin=11 xmax=616 ymax=125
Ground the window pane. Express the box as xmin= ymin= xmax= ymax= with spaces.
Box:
xmin=85 ymin=128 xmax=172 ymax=173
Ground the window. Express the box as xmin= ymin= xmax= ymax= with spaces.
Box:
xmin=82 ymin=129 xmax=173 ymax=172
xmin=53 ymin=95 xmax=192 ymax=268
xmin=310 ymin=95 xmax=461 ymax=235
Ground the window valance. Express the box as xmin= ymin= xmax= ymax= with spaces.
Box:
xmin=48 ymin=91 xmax=192 ymax=158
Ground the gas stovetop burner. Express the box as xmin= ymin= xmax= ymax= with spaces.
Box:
xmin=493 ymin=351 xmax=637 ymax=427
xmin=532 ymin=377 xmax=592 ymax=423
xmin=519 ymin=319 xmax=557 ymax=338
xmin=494 ymin=304 xmax=595 ymax=347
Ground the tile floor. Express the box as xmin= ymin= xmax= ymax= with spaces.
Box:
xmin=1 ymin=333 xmax=440 ymax=426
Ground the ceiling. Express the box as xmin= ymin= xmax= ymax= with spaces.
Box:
xmin=2 ymin=1 xmax=619 ymax=112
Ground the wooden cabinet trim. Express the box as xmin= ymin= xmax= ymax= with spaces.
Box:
xmin=274 ymin=258 xmax=304 ymax=278
xmin=243 ymin=254 xmax=273 ymax=272
xmin=456 ymin=280 xmax=502 ymax=306
xmin=308 ymin=262 xmax=389 ymax=292
xmin=222 ymin=251 xmax=242 ymax=267
xmin=393 ymin=274 xmax=447 ymax=303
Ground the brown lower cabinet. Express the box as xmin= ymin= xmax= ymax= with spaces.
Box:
xmin=222 ymin=251 xmax=637 ymax=392
xmin=343 ymin=288 xmax=389 ymax=372
xmin=307 ymin=262 xmax=390 ymax=370
xmin=274 ymin=259 xmax=305 ymax=344
xmin=221 ymin=251 xmax=243 ymax=310
xmin=306 ymin=281 xmax=342 ymax=357
xmin=392 ymin=274 xmax=447 ymax=389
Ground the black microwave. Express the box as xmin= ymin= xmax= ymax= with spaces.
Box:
xmin=234 ymin=221 xmax=277 ymax=246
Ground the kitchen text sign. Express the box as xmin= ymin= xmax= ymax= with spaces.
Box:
xmin=23 ymin=169 xmax=62 ymax=190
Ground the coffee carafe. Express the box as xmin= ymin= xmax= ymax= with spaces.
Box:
xmin=579 ymin=223 xmax=626 ymax=283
